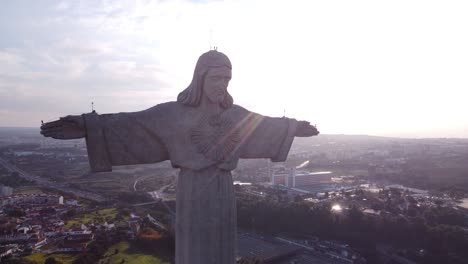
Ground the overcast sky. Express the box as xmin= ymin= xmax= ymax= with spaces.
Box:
xmin=1 ymin=0 xmax=467 ymax=138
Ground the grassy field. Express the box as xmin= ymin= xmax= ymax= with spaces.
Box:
xmin=24 ymin=253 xmax=77 ymax=264
xmin=66 ymin=208 xmax=118 ymax=228
xmin=14 ymin=187 xmax=44 ymax=194
xmin=23 ymin=241 xmax=169 ymax=264
xmin=100 ymin=241 xmax=170 ymax=264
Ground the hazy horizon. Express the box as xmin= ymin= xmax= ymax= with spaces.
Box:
xmin=1 ymin=0 xmax=467 ymax=138
xmin=1 ymin=125 xmax=467 ymax=140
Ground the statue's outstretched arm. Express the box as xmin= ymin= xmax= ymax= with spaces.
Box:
xmin=40 ymin=115 xmax=86 ymax=140
xmin=236 ymin=107 xmax=319 ymax=162
xmin=295 ymin=121 xmax=319 ymax=137
xmin=41 ymin=106 xmax=169 ymax=172
xmin=83 ymin=109 xmax=169 ymax=172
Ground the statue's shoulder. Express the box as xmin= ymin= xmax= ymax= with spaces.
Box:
xmin=228 ymin=104 xmax=260 ymax=118
xmin=146 ymin=101 xmax=180 ymax=113
xmin=225 ymin=105 xmax=265 ymax=123
xmin=229 ymin=104 xmax=249 ymax=114
xmin=144 ymin=101 xmax=197 ymax=120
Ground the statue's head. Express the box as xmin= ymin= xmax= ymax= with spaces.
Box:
xmin=177 ymin=50 xmax=233 ymax=108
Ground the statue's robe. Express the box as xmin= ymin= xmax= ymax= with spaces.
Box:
xmin=82 ymin=102 xmax=298 ymax=264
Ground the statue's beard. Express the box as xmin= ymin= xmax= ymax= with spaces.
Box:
xmin=207 ymin=92 xmax=225 ymax=104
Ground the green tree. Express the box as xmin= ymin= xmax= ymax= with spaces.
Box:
xmin=7 ymin=209 xmax=25 ymax=218
xmin=237 ymin=257 xmax=263 ymax=264
xmin=44 ymin=257 xmax=62 ymax=264
xmin=1 ymin=258 xmax=37 ymax=264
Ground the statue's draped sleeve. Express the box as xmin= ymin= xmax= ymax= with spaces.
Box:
xmin=236 ymin=107 xmax=298 ymax=162
xmin=82 ymin=106 xmax=169 ymax=172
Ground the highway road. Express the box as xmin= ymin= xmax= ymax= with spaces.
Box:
xmin=0 ymin=157 xmax=106 ymax=202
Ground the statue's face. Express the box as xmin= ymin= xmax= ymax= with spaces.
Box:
xmin=203 ymin=66 xmax=232 ymax=104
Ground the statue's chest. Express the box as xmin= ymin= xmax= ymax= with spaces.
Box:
xmin=188 ymin=113 xmax=241 ymax=162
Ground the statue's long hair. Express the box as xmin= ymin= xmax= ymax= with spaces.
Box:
xmin=177 ymin=50 xmax=234 ymax=109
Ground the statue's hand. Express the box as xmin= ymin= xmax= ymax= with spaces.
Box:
xmin=295 ymin=121 xmax=319 ymax=137
xmin=40 ymin=115 xmax=86 ymax=139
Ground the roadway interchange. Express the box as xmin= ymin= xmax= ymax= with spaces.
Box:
xmin=0 ymin=157 xmax=106 ymax=202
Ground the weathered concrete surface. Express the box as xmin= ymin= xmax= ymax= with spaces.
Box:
xmin=40 ymin=50 xmax=319 ymax=264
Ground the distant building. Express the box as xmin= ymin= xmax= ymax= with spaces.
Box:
xmin=65 ymin=199 xmax=79 ymax=206
xmin=294 ymin=171 xmax=333 ymax=186
xmin=0 ymin=244 xmax=18 ymax=259
xmin=271 ymin=166 xmax=333 ymax=188
xmin=271 ymin=166 xmax=291 ymax=187
xmin=0 ymin=194 xmax=63 ymax=206
xmin=28 ymin=233 xmax=48 ymax=249
xmin=0 ymin=185 xmax=13 ymax=197
xmin=57 ymin=233 xmax=93 ymax=253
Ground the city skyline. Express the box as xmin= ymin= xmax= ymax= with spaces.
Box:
xmin=1 ymin=0 xmax=467 ymax=138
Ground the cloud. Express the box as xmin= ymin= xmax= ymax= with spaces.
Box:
xmin=1 ymin=0 xmax=468 ymax=137
xmin=0 ymin=0 xmax=182 ymax=125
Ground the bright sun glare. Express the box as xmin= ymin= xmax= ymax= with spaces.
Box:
xmin=331 ymin=204 xmax=343 ymax=212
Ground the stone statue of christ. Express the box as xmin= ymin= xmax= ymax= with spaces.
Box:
xmin=40 ymin=50 xmax=319 ymax=264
